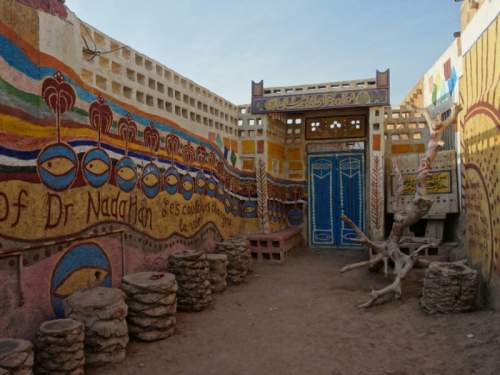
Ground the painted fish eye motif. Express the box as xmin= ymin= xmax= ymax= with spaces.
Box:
xmin=141 ymin=162 xmax=160 ymax=199
xmin=207 ymin=177 xmax=216 ymax=197
xmin=243 ymin=200 xmax=257 ymax=218
xmin=224 ymin=194 xmax=232 ymax=213
xmin=82 ymin=148 xmax=111 ymax=188
xmin=115 ymin=157 xmax=137 ymax=192
xmin=216 ymin=181 xmax=225 ymax=202
xmin=37 ymin=143 xmax=78 ymax=191
xmin=231 ymin=197 xmax=240 ymax=216
xmin=195 ymin=172 xmax=206 ymax=194
xmin=164 ymin=166 xmax=179 ymax=195
xmin=51 ymin=243 xmax=111 ymax=318
xmin=181 ymin=174 xmax=194 ymax=201
xmin=288 ymin=207 xmax=303 ymax=226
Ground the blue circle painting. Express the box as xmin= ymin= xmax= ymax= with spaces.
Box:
xmin=37 ymin=142 xmax=78 ymax=191
xmin=242 ymin=200 xmax=257 ymax=218
xmin=51 ymin=243 xmax=111 ymax=318
xmin=141 ymin=162 xmax=160 ymax=198
xmin=195 ymin=171 xmax=206 ymax=195
xmin=163 ymin=166 xmax=179 ymax=195
xmin=115 ymin=156 xmax=137 ymax=192
xmin=181 ymin=174 xmax=194 ymax=200
xmin=207 ymin=177 xmax=216 ymax=197
xmin=82 ymin=147 xmax=111 ymax=188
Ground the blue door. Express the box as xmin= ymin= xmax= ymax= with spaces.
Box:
xmin=308 ymin=152 xmax=365 ymax=247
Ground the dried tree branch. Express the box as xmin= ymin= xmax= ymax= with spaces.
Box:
xmin=339 ymin=104 xmax=461 ymax=308
xmin=340 ymin=215 xmax=385 ymax=253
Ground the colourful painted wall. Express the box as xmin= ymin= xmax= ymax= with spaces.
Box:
xmin=0 ymin=1 xmax=266 ymax=339
xmin=458 ymin=2 xmax=500 ymax=304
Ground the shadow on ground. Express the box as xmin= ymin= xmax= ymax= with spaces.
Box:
xmin=90 ymin=248 xmax=500 ymax=375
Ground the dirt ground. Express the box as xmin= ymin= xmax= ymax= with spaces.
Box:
xmin=90 ymin=248 xmax=500 ymax=375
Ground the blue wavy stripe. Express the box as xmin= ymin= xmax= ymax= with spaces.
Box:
xmin=0 ymin=32 xmax=223 ymax=158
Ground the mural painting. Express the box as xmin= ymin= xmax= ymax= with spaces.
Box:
xmin=50 ymin=242 xmax=112 ymax=318
xmin=460 ymin=12 xmax=500 ymax=281
xmin=0 ymin=15 xmax=260 ymax=337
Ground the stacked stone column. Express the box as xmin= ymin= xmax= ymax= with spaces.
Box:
xmin=121 ymin=272 xmax=177 ymax=341
xmin=0 ymin=339 xmax=33 ymax=375
xmin=206 ymin=254 xmax=228 ymax=293
xmin=421 ymin=261 xmax=479 ymax=314
xmin=35 ymin=319 xmax=85 ymax=375
xmin=215 ymin=236 xmax=252 ymax=285
xmin=167 ymin=250 xmax=212 ymax=312
xmin=63 ymin=287 xmax=129 ymax=367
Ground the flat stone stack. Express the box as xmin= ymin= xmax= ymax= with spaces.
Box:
xmin=63 ymin=287 xmax=129 ymax=367
xmin=215 ymin=236 xmax=252 ymax=285
xmin=121 ymin=272 xmax=177 ymax=342
xmin=206 ymin=254 xmax=228 ymax=293
xmin=0 ymin=339 xmax=33 ymax=375
xmin=35 ymin=319 xmax=85 ymax=375
xmin=167 ymin=250 xmax=212 ymax=312
xmin=421 ymin=261 xmax=480 ymax=314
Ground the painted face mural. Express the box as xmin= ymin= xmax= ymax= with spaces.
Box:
xmin=37 ymin=72 xmax=77 ymax=191
xmin=164 ymin=166 xmax=179 ymax=195
xmin=181 ymin=173 xmax=194 ymax=200
xmin=115 ymin=157 xmax=137 ymax=192
xmin=37 ymin=143 xmax=78 ymax=191
xmin=195 ymin=171 xmax=206 ymax=195
xmin=82 ymin=147 xmax=111 ymax=188
xmin=141 ymin=162 xmax=161 ymax=198
xmin=51 ymin=242 xmax=111 ymax=318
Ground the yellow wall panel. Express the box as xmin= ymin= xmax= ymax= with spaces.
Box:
xmin=241 ymin=140 xmax=256 ymax=154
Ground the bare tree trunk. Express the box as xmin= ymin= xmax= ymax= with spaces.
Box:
xmin=341 ymin=105 xmax=461 ymax=307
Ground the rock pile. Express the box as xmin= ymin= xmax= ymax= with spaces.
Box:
xmin=35 ymin=319 xmax=85 ymax=375
xmin=206 ymin=254 xmax=228 ymax=293
xmin=421 ymin=261 xmax=479 ymax=314
xmin=63 ymin=287 xmax=129 ymax=367
xmin=167 ymin=250 xmax=212 ymax=312
xmin=0 ymin=339 xmax=33 ymax=375
xmin=215 ymin=236 xmax=252 ymax=285
xmin=121 ymin=272 xmax=177 ymax=342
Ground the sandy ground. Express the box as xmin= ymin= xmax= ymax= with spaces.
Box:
xmin=90 ymin=248 xmax=500 ymax=375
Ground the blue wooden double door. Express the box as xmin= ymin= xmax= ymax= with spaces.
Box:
xmin=307 ymin=152 xmax=365 ymax=248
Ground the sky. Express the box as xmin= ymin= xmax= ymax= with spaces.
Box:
xmin=65 ymin=0 xmax=462 ymax=106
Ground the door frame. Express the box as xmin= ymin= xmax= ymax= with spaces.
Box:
xmin=307 ymin=150 xmax=367 ymax=249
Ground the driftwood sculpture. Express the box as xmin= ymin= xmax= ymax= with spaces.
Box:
xmin=340 ymin=104 xmax=461 ymax=307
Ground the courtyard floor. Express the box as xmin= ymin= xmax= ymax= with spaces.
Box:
xmin=90 ymin=248 xmax=500 ymax=375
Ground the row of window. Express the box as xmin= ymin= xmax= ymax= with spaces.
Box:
xmin=81 ymin=25 xmax=239 ymax=131
xmin=80 ymin=69 xmax=235 ymax=134
xmin=237 ymin=118 xmax=264 ymax=127
xmin=87 ymin=26 xmax=236 ymax=110
xmin=83 ymin=55 xmax=238 ymax=127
